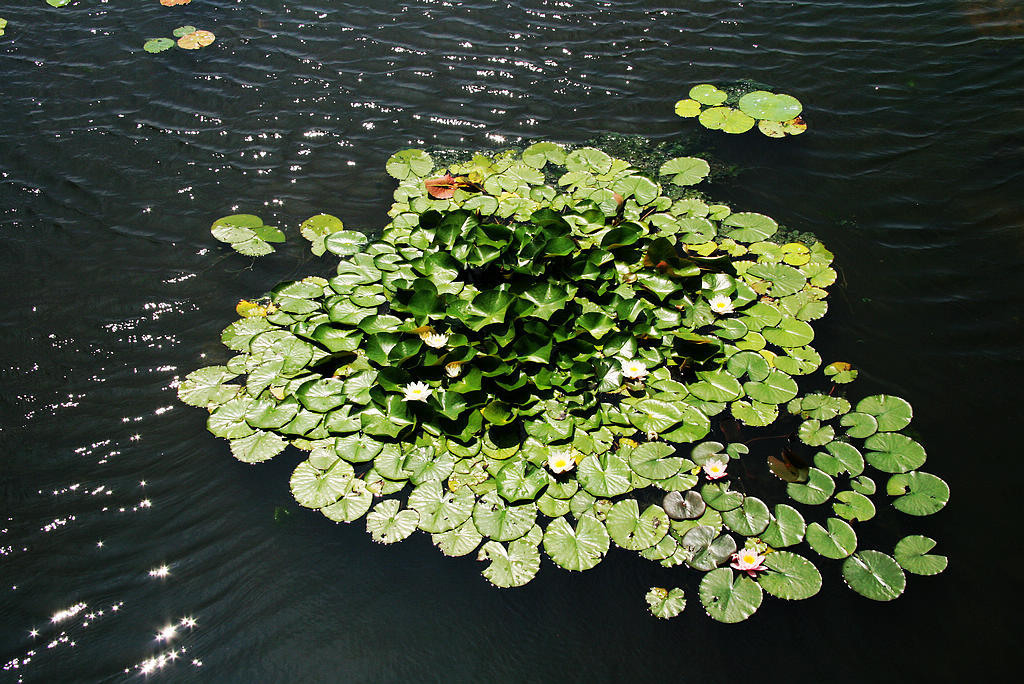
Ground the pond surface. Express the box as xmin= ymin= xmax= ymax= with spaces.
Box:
xmin=1 ymin=1 xmax=1021 ymax=681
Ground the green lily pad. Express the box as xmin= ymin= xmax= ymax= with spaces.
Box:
xmin=699 ymin=568 xmax=762 ymax=623
xmin=699 ymin=107 xmax=756 ymax=134
xmin=659 ymin=157 xmax=711 ymax=186
xmin=893 ymin=536 xmax=948 ymax=576
xmin=230 ymin=430 xmax=287 ymax=464
xmin=543 ymin=514 xmax=610 ymax=571
xmin=628 ymin=442 xmax=683 ymax=480
xmin=321 ymin=480 xmax=373 ymax=523
xmin=386 ymin=149 xmax=434 ymax=180
xmin=864 ymin=432 xmax=927 ymax=473
xmin=701 ymin=482 xmax=743 ymax=512
xmin=856 ymin=395 xmax=913 ymax=432
xmin=786 ymin=467 xmax=835 ymax=506
xmin=646 ymin=587 xmax=686 ymax=619
xmin=758 ymin=551 xmax=821 ymax=600
xmin=173 ymin=25 xmax=197 ymax=38
xmin=832 ymin=490 xmax=876 ymax=522
xmin=662 ymin=490 xmax=705 ymax=521
xmin=738 ymin=91 xmax=802 ymax=122
xmin=886 ymin=471 xmax=949 ymax=516
xmin=805 ymin=518 xmax=857 ymax=559
xmin=689 ymin=84 xmax=728 ymax=106
xmin=290 ymin=459 xmax=352 ymax=508
xmin=674 ymin=99 xmax=702 ymax=117
xmin=144 ymin=38 xmax=176 ymax=53
xmin=577 ymin=452 xmax=632 ymax=498
xmin=798 ymin=419 xmax=835 ymax=447
xmin=606 ymin=500 xmax=670 ymax=551
xmin=760 ymin=504 xmax=805 ymax=548
xmin=842 ymin=551 xmax=906 ymax=601
xmin=432 ymin=519 xmax=483 ymax=557
xmin=408 ymin=480 xmax=474 ymax=533
xmin=366 ymin=499 xmax=419 ymax=543
xmin=478 ymin=534 xmax=541 ymax=588
xmin=840 ymin=412 xmax=878 ymax=439
xmin=721 ymin=496 xmax=770 ymax=536
xmin=178 ymin=366 xmax=239 ymax=408
xmin=814 ymin=441 xmax=865 ymax=477
xmin=681 ymin=525 xmax=737 ymax=571
xmin=472 ymin=490 xmax=537 ymax=542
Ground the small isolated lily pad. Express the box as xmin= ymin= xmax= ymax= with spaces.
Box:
xmin=842 ymin=550 xmax=906 ymax=601
xmin=646 ymin=587 xmax=686 ymax=619
xmin=366 ymin=499 xmax=419 ymax=544
xmin=758 ymin=551 xmax=821 ymax=600
xmin=699 ymin=567 xmax=762 ymax=623
xmin=825 ymin=361 xmax=858 ymax=384
xmin=178 ymin=29 xmax=215 ymax=50
xmin=172 ymin=25 xmax=197 ymax=38
xmin=894 ymin=535 xmax=948 ymax=576
xmin=864 ymin=432 xmax=927 ymax=473
xmin=143 ymin=38 xmax=175 ymax=53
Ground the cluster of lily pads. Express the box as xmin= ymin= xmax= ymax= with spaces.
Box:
xmin=676 ymin=84 xmax=807 ymax=138
xmin=144 ymin=25 xmax=215 ymax=54
xmin=180 ymin=140 xmax=947 ymax=622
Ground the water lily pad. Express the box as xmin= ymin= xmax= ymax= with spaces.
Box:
xmin=842 ymin=551 xmax=906 ymax=601
xmin=798 ymin=419 xmax=835 ymax=447
xmin=674 ymin=99 xmax=702 ymax=117
xmin=565 ymin=147 xmax=613 ymax=175
xmin=786 ymin=467 xmax=835 ymax=505
xmin=699 ymin=106 xmax=756 ymax=134
xmin=629 ymin=442 xmax=683 ymax=479
xmin=432 ymin=519 xmax=483 ymax=557
xmin=646 ymin=587 xmax=686 ymax=618
xmin=522 ymin=141 xmax=566 ymax=168
xmin=721 ymin=496 xmax=770 ymax=536
xmin=178 ymin=366 xmax=239 ymax=407
xmin=606 ymin=499 xmax=669 ymax=551
xmin=701 ymin=482 xmax=743 ymax=511
xmin=724 ymin=212 xmax=778 ymax=242
xmin=814 ymin=440 xmax=865 ymax=477
xmin=689 ymin=84 xmax=728 ymax=106
xmin=760 ymin=504 xmax=805 ymax=548
xmin=230 ymin=430 xmax=287 ymax=464
xmin=681 ymin=526 xmax=736 ymax=571
xmin=886 ymin=471 xmax=949 ymax=516
xmin=577 ymin=452 xmax=632 ymax=498
xmin=758 ymin=551 xmax=821 ymax=600
xmin=178 ymin=29 xmax=215 ymax=50
xmin=832 ymin=490 xmax=876 ymax=522
xmin=699 ymin=568 xmax=762 ymax=623
xmin=856 ymin=395 xmax=913 ymax=432
xmin=472 ymin=491 xmax=537 ymax=542
xmin=543 ymin=514 xmax=610 ymax=571
xmin=386 ymin=149 xmax=434 ymax=180
xmin=757 ymin=120 xmax=786 ymax=138
xmin=864 ymin=432 xmax=927 ymax=473
xmin=478 ymin=535 xmax=541 ymax=588
xmin=408 ymin=480 xmax=474 ymax=533
xmin=659 ymin=157 xmax=710 ymax=186
xmin=824 ymin=361 xmax=858 ymax=384
xmin=663 ymin=490 xmax=705 ymax=521
xmin=840 ymin=411 xmax=878 ymax=439
xmin=893 ymin=535 xmax=947 ymax=576
xmin=366 ymin=499 xmax=419 ymax=544
xmin=172 ymin=25 xmax=197 ymax=38
xmin=207 ymin=397 xmax=255 ymax=439
xmin=143 ymin=38 xmax=175 ymax=53
xmin=738 ymin=91 xmax=802 ymax=122
xmin=290 ymin=459 xmax=352 ymax=508
xmin=730 ymin=399 xmax=778 ymax=427
xmin=321 ymin=480 xmax=373 ymax=523
xmin=805 ymin=518 xmax=857 ymax=559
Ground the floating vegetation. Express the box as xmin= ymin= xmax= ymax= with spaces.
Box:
xmin=143 ymin=26 xmax=216 ymax=53
xmin=46 ymin=0 xmax=72 ymax=7
xmin=0 ymin=18 xmax=6 ymax=37
xmin=180 ymin=139 xmax=947 ymax=622
xmin=677 ymin=83 xmax=807 ymax=138
xmin=160 ymin=0 xmax=193 ymax=5
xmin=210 ymin=214 xmax=285 ymax=256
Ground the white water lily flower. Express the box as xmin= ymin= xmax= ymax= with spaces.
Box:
xmin=402 ymin=381 xmax=432 ymax=402
xmin=420 ymin=332 xmax=449 ymax=348
xmin=621 ymin=359 xmax=648 ymax=380
xmin=730 ymin=548 xmax=768 ymax=577
xmin=702 ymin=457 xmax=728 ymax=480
xmin=709 ymin=294 xmax=734 ymax=315
xmin=444 ymin=361 xmax=462 ymax=378
xmin=547 ymin=449 xmax=576 ymax=474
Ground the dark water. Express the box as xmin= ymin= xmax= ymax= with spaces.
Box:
xmin=1 ymin=0 xmax=1021 ymax=681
